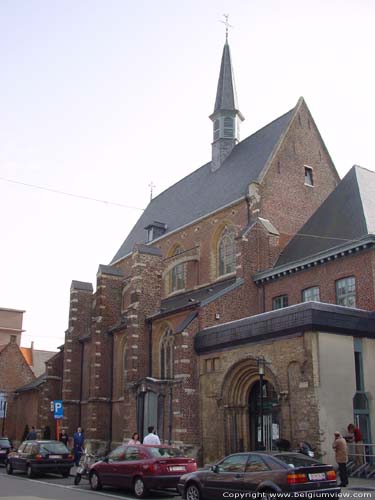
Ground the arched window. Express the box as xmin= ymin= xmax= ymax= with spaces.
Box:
xmin=218 ymin=225 xmax=236 ymax=276
xmin=170 ymin=246 xmax=185 ymax=293
xmin=160 ymin=329 xmax=174 ymax=380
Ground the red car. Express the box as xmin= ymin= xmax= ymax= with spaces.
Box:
xmin=89 ymin=444 xmax=197 ymax=498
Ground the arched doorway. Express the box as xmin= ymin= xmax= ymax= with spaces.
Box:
xmin=220 ymin=357 xmax=281 ymax=454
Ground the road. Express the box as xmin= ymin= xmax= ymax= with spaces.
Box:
xmin=0 ymin=466 xmax=180 ymax=500
xmin=1 ymin=466 xmax=374 ymax=499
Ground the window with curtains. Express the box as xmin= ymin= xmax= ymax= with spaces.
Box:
xmin=336 ymin=276 xmax=356 ymax=307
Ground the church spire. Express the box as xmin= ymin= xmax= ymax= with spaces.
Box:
xmin=210 ymin=18 xmax=244 ymax=172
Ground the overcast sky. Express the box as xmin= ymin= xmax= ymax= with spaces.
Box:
xmin=1 ymin=0 xmax=374 ymax=351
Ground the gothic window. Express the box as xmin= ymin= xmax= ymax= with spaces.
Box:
xmin=336 ymin=276 xmax=356 ymax=307
xmin=302 ymin=286 xmax=320 ymax=302
xmin=170 ymin=246 xmax=185 ymax=293
xmin=160 ymin=328 xmax=174 ymax=380
xmin=223 ymin=117 xmax=234 ymax=138
xmin=218 ymin=225 xmax=236 ymax=276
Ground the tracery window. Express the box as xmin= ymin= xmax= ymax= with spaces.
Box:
xmin=160 ymin=328 xmax=174 ymax=380
xmin=218 ymin=225 xmax=236 ymax=276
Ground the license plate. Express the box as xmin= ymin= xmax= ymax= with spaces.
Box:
xmin=0 ymin=450 xmax=6 ymax=454
xmin=169 ymin=466 xmax=186 ymax=472
xmin=49 ymin=455 xmax=62 ymax=459
xmin=308 ymin=472 xmax=326 ymax=481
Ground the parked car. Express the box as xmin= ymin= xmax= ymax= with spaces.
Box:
xmin=0 ymin=437 xmax=12 ymax=465
xmin=177 ymin=451 xmax=340 ymax=499
xmin=6 ymin=440 xmax=74 ymax=478
xmin=89 ymin=444 xmax=197 ymax=498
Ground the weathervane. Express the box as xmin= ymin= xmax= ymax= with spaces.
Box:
xmin=148 ymin=181 xmax=156 ymax=201
xmin=220 ymin=14 xmax=233 ymax=41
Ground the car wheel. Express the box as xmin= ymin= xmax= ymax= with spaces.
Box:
xmin=26 ymin=465 xmax=34 ymax=478
xmin=6 ymin=462 xmax=13 ymax=475
xmin=186 ymin=483 xmax=201 ymax=500
xmin=74 ymin=473 xmax=82 ymax=485
xmin=90 ymin=471 xmax=102 ymax=491
xmin=133 ymin=476 xmax=148 ymax=498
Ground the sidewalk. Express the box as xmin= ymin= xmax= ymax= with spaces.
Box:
xmin=347 ymin=477 xmax=375 ymax=492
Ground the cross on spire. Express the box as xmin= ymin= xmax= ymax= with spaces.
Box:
xmin=220 ymin=13 xmax=233 ymax=41
xmin=148 ymin=181 xmax=156 ymax=201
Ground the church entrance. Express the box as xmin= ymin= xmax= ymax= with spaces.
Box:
xmin=221 ymin=357 xmax=281 ymax=455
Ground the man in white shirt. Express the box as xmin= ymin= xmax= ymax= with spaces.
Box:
xmin=143 ymin=425 xmax=161 ymax=445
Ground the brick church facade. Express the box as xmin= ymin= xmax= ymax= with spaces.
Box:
xmin=30 ymin=37 xmax=375 ymax=465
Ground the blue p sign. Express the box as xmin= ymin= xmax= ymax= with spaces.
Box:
xmin=53 ymin=400 xmax=63 ymax=420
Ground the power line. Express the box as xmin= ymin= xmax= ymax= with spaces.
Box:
xmin=0 ymin=176 xmax=145 ymax=211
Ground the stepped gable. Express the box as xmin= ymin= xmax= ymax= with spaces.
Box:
xmin=111 ymin=107 xmax=295 ymax=264
xmin=276 ymin=165 xmax=375 ymax=266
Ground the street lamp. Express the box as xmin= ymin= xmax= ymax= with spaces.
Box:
xmin=257 ymin=356 xmax=266 ymax=450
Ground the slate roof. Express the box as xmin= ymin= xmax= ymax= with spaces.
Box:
xmin=276 ymin=166 xmax=375 ymax=267
xmin=212 ymin=41 xmax=241 ymax=117
xmin=15 ymin=373 xmax=46 ymax=393
xmin=111 ymin=105 xmax=296 ymax=263
xmin=195 ymin=301 xmax=375 ymax=354
xmin=148 ymin=276 xmax=239 ymax=319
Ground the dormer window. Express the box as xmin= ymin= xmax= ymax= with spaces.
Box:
xmin=223 ymin=117 xmax=234 ymax=138
xmin=145 ymin=221 xmax=167 ymax=242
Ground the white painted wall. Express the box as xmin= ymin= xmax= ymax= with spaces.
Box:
xmin=361 ymin=338 xmax=375 ymax=445
xmin=313 ymin=332 xmax=356 ymax=465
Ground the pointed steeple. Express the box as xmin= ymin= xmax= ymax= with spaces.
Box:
xmin=210 ymin=37 xmax=244 ymax=172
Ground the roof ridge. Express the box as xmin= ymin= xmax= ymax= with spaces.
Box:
xmin=148 ymin=108 xmax=295 ymax=206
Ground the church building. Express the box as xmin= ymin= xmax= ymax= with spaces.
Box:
xmin=38 ymin=36 xmax=375 ymax=466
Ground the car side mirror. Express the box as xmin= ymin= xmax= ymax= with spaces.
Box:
xmin=211 ymin=464 xmax=219 ymax=473
xmin=102 ymin=456 xmax=109 ymax=463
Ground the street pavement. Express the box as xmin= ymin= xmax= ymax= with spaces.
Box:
xmin=1 ymin=466 xmax=375 ymax=499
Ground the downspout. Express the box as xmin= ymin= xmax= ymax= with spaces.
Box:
xmin=109 ymin=331 xmax=114 ymax=445
xmin=79 ymin=340 xmax=83 ymax=425
xmin=147 ymin=320 xmax=152 ymax=377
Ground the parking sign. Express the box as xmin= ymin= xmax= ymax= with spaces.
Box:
xmin=53 ymin=400 xmax=63 ymax=420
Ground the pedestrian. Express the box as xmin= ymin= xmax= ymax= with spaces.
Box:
xmin=143 ymin=426 xmax=161 ymax=445
xmin=73 ymin=426 xmax=85 ymax=466
xmin=347 ymin=423 xmax=364 ymax=466
xmin=333 ymin=431 xmax=348 ymax=487
xmin=21 ymin=424 xmax=29 ymax=442
xmin=59 ymin=429 xmax=69 ymax=446
xmin=127 ymin=432 xmax=141 ymax=445
xmin=26 ymin=426 xmax=37 ymax=440
xmin=43 ymin=425 xmax=51 ymax=439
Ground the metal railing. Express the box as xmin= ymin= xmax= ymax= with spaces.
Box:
xmin=347 ymin=442 xmax=375 ymax=478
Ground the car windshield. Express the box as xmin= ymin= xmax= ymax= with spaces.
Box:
xmin=40 ymin=442 xmax=69 ymax=454
xmin=0 ymin=439 xmax=10 ymax=447
xmin=148 ymin=447 xmax=183 ymax=458
xmin=274 ymin=454 xmax=320 ymax=468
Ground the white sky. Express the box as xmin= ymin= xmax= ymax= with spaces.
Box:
xmin=1 ymin=0 xmax=374 ymax=351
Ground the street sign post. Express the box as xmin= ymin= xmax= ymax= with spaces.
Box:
xmin=53 ymin=400 xmax=63 ymax=420
xmin=53 ymin=400 xmax=63 ymax=440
